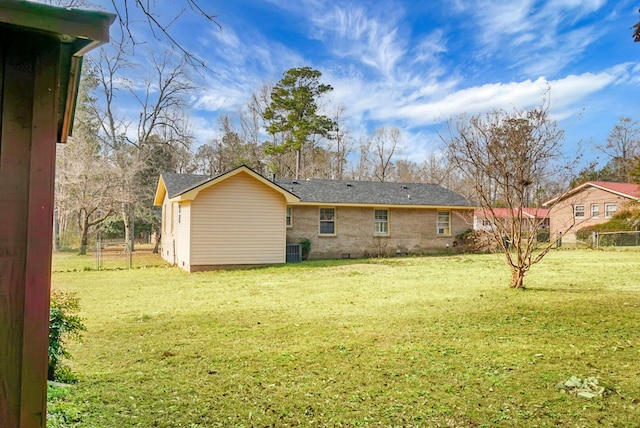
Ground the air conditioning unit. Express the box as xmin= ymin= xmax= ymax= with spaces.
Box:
xmin=286 ymin=244 xmax=302 ymax=263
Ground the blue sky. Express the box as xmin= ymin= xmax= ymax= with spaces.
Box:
xmin=94 ymin=0 xmax=640 ymax=167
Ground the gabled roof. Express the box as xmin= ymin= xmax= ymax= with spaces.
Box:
xmin=275 ymin=178 xmax=475 ymax=208
xmin=161 ymin=173 xmax=210 ymax=199
xmin=543 ymin=181 xmax=640 ymax=206
xmin=155 ymin=166 xmax=475 ymax=208
xmin=154 ymin=165 xmax=299 ymax=206
xmin=474 ymin=208 xmax=550 ymax=219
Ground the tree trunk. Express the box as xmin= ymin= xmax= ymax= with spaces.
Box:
xmin=153 ymin=231 xmax=161 ymax=254
xmin=78 ymin=211 xmax=89 ymax=255
xmin=511 ymin=268 xmax=525 ymax=289
xmin=79 ymin=221 xmax=89 ymax=255
xmin=122 ymin=203 xmax=135 ymax=252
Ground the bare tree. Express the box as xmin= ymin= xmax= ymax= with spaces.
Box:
xmin=327 ymin=104 xmax=353 ymax=179
xmin=35 ymin=1 xmax=221 ymax=70
xmin=88 ymin=41 xmax=196 ymax=250
xmin=443 ymin=100 xmax=568 ymax=289
xmin=352 ymin=135 xmax=373 ymax=181
xmin=633 ymin=8 xmax=640 ymax=42
xmin=598 ymin=117 xmax=640 ymax=182
xmin=55 ymin=69 xmax=119 ymax=254
xmin=371 ymin=127 xmax=401 ymax=182
xmin=57 ymin=140 xmax=119 ymax=255
xmin=395 ymin=159 xmax=421 ymax=182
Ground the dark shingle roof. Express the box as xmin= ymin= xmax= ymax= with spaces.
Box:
xmin=276 ymin=178 xmax=474 ymax=207
xmin=162 ymin=173 xmax=209 ymax=198
xmin=160 ymin=171 xmax=474 ymax=208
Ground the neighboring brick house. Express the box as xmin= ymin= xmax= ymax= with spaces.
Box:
xmin=154 ymin=165 xmax=476 ymax=270
xmin=543 ymin=181 xmax=640 ymax=243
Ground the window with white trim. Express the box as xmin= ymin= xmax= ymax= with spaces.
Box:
xmin=591 ymin=203 xmax=599 ymax=218
xmin=319 ymin=208 xmax=335 ymax=235
xmin=574 ymin=204 xmax=585 ymax=218
xmin=286 ymin=206 xmax=293 ymax=227
xmin=436 ymin=211 xmax=451 ymax=236
xmin=178 ymin=204 xmax=182 ymax=224
xmin=605 ymin=203 xmax=617 ymax=218
xmin=374 ymin=209 xmax=389 ymax=235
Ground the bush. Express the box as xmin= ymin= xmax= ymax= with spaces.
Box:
xmin=299 ymin=238 xmax=311 ymax=260
xmin=576 ymin=210 xmax=637 ymax=244
xmin=49 ymin=292 xmax=86 ymax=382
xmin=536 ymin=229 xmax=550 ymax=242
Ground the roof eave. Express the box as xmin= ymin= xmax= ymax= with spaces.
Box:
xmin=0 ymin=1 xmax=115 ymax=53
xmin=153 ymin=176 xmax=167 ymax=206
xmin=291 ymin=201 xmax=478 ymax=209
xmin=1 ymin=1 xmax=115 ymax=144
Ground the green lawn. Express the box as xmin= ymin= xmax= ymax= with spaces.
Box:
xmin=49 ymin=249 xmax=640 ymax=427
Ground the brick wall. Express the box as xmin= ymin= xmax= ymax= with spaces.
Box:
xmin=286 ymin=205 xmax=473 ymax=259
xmin=548 ymin=187 xmax=635 ymax=243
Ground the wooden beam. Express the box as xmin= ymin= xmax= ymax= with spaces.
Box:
xmin=21 ymin=36 xmax=59 ymax=428
xmin=0 ymin=28 xmax=34 ymax=427
xmin=0 ymin=4 xmax=113 ymax=425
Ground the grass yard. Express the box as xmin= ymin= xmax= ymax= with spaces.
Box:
xmin=48 ymin=249 xmax=640 ymax=427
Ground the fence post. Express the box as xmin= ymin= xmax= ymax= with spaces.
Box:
xmin=96 ymin=235 xmax=102 ymax=270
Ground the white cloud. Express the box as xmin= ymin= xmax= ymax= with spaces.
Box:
xmin=392 ymin=69 xmax=620 ymax=126
xmin=309 ymin=4 xmax=407 ymax=77
xmin=462 ymin=0 xmax=607 ymax=77
xmin=413 ymin=30 xmax=448 ymax=64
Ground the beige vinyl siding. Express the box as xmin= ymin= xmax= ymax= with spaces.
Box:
xmin=161 ymin=195 xmax=175 ymax=265
xmin=175 ymin=202 xmax=191 ymax=268
xmin=190 ymin=171 xmax=286 ymax=265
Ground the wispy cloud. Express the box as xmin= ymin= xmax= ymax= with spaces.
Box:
xmin=462 ymin=0 xmax=607 ymax=77
xmin=309 ymin=4 xmax=407 ymax=77
xmin=92 ymin=0 xmax=640 ymax=166
xmin=413 ymin=30 xmax=448 ymax=65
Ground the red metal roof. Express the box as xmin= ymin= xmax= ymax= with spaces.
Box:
xmin=587 ymin=181 xmax=640 ymax=199
xmin=474 ymin=207 xmax=550 ymax=219
xmin=543 ymin=181 xmax=640 ymax=206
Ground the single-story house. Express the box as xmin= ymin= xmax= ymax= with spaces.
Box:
xmin=154 ymin=165 xmax=476 ymax=271
xmin=473 ymin=208 xmax=550 ymax=232
xmin=543 ymin=181 xmax=640 ymax=243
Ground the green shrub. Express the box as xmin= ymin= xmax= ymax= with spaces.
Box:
xmin=49 ymin=292 xmax=86 ymax=382
xmin=576 ymin=210 xmax=637 ymax=244
xmin=299 ymin=238 xmax=311 ymax=260
xmin=536 ymin=229 xmax=550 ymax=242
xmin=47 ymin=384 xmax=82 ymax=427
